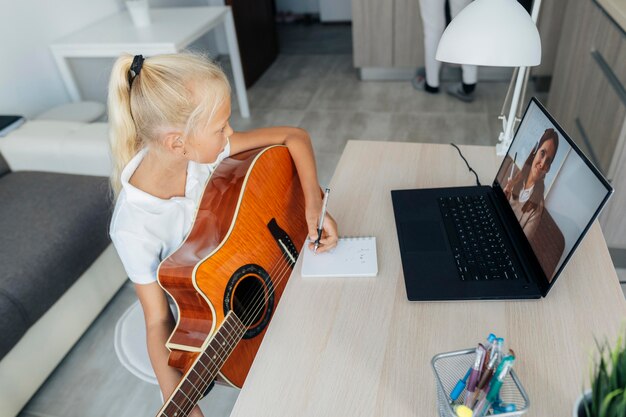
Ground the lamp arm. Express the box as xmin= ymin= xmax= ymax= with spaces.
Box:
xmin=495 ymin=0 xmax=543 ymax=156
xmin=517 ymin=66 xmax=531 ymax=119
xmin=499 ymin=67 xmax=518 ymax=116
xmin=499 ymin=66 xmax=528 ymax=146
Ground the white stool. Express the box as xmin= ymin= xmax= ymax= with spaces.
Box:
xmin=114 ymin=300 xmax=240 ymax=414
xmin=114 ymin=300 xmax=159 ymax=384
xmin=36 ymin=101 xmax=105 ymax=123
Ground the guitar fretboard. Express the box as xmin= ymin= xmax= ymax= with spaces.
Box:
xmin=157 ymin=312 xmax=246 ymax=417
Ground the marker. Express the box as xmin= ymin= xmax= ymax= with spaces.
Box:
xmin=473 ymin=355 xmax=515 ymax=417
xmin=481 ymin=334 xmax=497 ymax=375
xmin=464 ymin=344 xmax=486 ymax=407
xmin=469 ymin=350 xmax=500 ymax=407
xmin=450 ymin=368 xmax=472 ymax=401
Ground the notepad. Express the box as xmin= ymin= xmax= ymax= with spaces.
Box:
xmin=301 ymin=237 xmax=378 ymax=278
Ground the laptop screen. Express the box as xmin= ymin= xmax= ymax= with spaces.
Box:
xmin=494 ymin=98 xmax=612 ymax=285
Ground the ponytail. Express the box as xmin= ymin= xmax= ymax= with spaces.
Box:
xmin=108 ymin=54 xmax=141 ymax=196
xmin=107 ymin=52 xmax=231 ymax=198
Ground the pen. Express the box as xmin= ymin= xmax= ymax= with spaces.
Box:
xmin=469 ymin=350 xmax=499 ymax=407
xmin=314 ymin=188 xmax=330 ymax=253
xmin=450 ymin=368 xmax=472 ymax=401
xmin=464 ymin=344 xmax=486 ymax=407
xmin=481 ymin=334 xmax=497 ymax=375
xmin=473 ymin=355 xmax=515 ymax=417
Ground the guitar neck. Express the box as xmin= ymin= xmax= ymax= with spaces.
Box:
xmin=156 ymin=312 xmax=246 ymax=417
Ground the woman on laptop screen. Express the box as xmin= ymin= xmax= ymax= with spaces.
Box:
xmin=499 ymin=127 xmax=568 ymax=281
xmin=502 ymin=128 xmax=559 ymax=240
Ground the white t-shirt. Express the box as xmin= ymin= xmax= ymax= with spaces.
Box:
xmin=110 ymin=142 xmax=231 ymax=284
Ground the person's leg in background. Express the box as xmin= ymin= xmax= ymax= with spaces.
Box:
xmin=413 ymin=0 xmax=446 ymax=94
xmin=447 ymin=0 xmax=478 ymax=102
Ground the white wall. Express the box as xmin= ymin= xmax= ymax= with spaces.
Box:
xmin=544 ymin=152 xmax=609 ymax=268
xmin=1 ymin=0 xmax=121 ymax=118
xmin=0 ymin=0 xmax=226 ymax=119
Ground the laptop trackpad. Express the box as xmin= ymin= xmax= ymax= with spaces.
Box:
xmin=400 ymin=221 xmax=447 ymax=252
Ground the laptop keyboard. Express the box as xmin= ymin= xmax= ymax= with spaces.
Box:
xmin=438 ymin=195 xmax=520 ymax=282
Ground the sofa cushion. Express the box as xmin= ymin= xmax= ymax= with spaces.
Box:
xmin=0 ymin=171 xmax=113 ymax=360
xmin=0 ymin=291 xmax=30 ymax=360
xmin=0 ymin=153 xmax=10 ymax=178
xmin=0 ymin=121 xmax=111 ymax=176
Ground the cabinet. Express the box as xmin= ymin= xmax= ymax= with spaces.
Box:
xmin=352 ymin=0 xmax=422 ymax=69
xmin=352 ymin=0 xmax=566 ymax=78
xmin=548 ymin=0 xmax=626 ymax=251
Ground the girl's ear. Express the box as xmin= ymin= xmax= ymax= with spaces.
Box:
xmin=163 ymin=131 xmax=185 ymax=154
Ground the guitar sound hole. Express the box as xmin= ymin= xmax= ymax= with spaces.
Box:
xmin=232 ymin=275 xmax=266 ymax=328
xmin=224 ymin=264 xmax=275 ymax=339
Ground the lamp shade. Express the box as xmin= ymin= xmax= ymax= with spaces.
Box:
xmin=435 ymin=0 xmax=541 ymax=67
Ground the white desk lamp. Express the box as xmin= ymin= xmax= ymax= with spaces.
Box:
xmin=435 ymin=0 xmax=543 ymax=155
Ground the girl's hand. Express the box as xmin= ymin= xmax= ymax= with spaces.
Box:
xmin=306 ymin=208 xmax=338 ymax=254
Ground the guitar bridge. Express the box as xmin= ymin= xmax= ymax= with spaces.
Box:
xmin=267 ymin=218 xmax=299 ymax=264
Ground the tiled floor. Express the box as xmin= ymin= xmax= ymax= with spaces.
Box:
xmin=16 ymin=23 xmax=622 ymax=417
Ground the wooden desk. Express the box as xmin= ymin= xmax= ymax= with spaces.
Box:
xmin=50 ymin=7 xmax=250 ymax=118
xmin=229 ymin=141 xmax=626 ymax=416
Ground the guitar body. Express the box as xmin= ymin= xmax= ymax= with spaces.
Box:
xmin=157 ymin=146 xmax=308 ymax=388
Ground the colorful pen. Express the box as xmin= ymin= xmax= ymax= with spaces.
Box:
xmin=481 ymin=334 xmax=497 ymax=375
xmin=464 ymin=344 xmax=486 ymax=406
xmin=450 ymin=368 xmax=472 ymax=401
xmin=473 ymin=355 xmax=515 ymax=417
xmin=469 ymin=350 xmax=500 ymax=407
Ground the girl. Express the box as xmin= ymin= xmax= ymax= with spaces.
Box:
xmin=107 ymin=53 xmax=338 ymax=416
xmin=503 ymin=128 xmax=559 ymax=240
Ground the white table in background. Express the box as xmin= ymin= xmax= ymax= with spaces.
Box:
xmin=50 ymin=6 xmax=250 ymax=118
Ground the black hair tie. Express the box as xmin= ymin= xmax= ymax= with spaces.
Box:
xmin=128 ymin=54 xmax=145 ymax=87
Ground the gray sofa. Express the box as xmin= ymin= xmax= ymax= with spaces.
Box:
xmin=0 ymin=120 xmax=126 ymax=417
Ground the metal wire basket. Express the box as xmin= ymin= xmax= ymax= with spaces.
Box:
xmin=431 ymin=349 xmax=530 ymax=417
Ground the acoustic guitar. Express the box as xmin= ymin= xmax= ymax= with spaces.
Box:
xmin=155 ymin=145 xmax=308 ymax=416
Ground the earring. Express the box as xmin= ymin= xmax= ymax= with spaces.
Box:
xmin=183 ymin=149 xmax=187 ymax=156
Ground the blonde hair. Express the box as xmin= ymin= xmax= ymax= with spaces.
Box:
xmin=107 ymin=52 xmax=231 ymax=196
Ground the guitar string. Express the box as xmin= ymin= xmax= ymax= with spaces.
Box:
xmin=171 ymin=229 xmax=312 ymax=414
xmin=162 ymin=151 xmax=302 ymax=415
xmin=237 ymin=250 xmax=296 ymax=327
xmin=171 ymin=198 xmax=305 ymax=413
xmin=182 ymin=249 xmax=300 ymax=417
xmin=173 ymin=260 xmax=293 ymax=417
xmin=168 ymin=308 xmax=246 ymax=417
xmin=180 ymin=255 xmax=295 ymax=415
xmin=170 ymin=255 xmax=297 ymax=416
xmin=175 ymin=234 xmax=309 ymax=416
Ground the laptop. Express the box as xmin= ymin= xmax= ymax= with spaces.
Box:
xmin=391 ymin=98 xmax=613 ymax=301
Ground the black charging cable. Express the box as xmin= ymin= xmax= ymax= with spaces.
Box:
xmin=450 ymin=143 xmax=481 ymax=186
